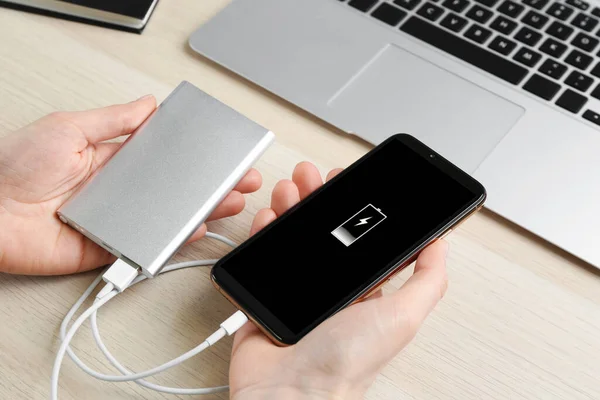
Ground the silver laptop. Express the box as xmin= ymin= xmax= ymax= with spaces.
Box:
xmin=189 ymin=0 xmax=600 ymax=268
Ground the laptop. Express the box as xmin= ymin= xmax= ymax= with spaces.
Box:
xmin=189 ymin=0 xmax=600 ymax=268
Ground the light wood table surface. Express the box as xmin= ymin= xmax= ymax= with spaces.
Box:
xmin=1 ymin=1 xmax=600 ymax=399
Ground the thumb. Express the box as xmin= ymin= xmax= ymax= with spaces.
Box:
xmin=386 ymin=239 xmax=449 ymax=335
xmin=363 ymin=239 xmax=449 ymax=360
xmin=302 ymin=240 xmax=449 ymax=379
xmin=62 ymin=95 xmax=156 ymax=144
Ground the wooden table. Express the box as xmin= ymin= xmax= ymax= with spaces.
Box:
xmin=1 ymin=1 xmax=599 ymax=399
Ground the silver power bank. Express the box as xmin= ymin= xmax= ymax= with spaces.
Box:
xmin=58 ymin=81 xmax=274 ymax=277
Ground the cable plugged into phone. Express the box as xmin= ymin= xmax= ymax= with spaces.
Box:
xmin=51 ymin=232 xmax=247 ymax=400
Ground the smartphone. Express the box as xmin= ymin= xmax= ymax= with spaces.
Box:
xmin=212 ymin=134 xmax=486 ymax=345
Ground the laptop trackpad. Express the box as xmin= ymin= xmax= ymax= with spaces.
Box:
xmin=327 ymin=44 xmax=524 ymax=173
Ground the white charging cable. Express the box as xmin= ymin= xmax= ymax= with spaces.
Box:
xmin=51 ymin=232 xmax=247 ymax=399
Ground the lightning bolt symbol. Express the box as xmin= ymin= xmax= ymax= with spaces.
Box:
xmin=355 ymin=217 xmax=372 ymax=226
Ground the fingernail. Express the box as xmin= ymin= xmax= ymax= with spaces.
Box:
xmin=136 ymin=94 xmax=153 ymax=101
xmin=444 ymin=241 xmax=450 ymax=258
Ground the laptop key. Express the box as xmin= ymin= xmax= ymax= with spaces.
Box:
xmin=513 ymin=47 xmax=542 ymax=67
xmin=590 ymin=84 xmax=600 ymax=99
xmin=466 ymin=5 xmax=493 ymax=23
xmin=442 ymin=0 xmax=471 ymax=13
xmin=522 ymin=0 xmax=549 ymax=10
xmin=372 ymin=3 xmax=407 ymax=25
xmin=348 ymin=0 xmax=379 ymax=12
xmin=490 ymin=15 xmax=518 ymax=35
xmin=582 ymin=110 xmax=600 ymax=125
xmin=475 ymin=0 xmax=498 ymax=6
xmin=538 ymin=59 xmax=568 ymax=79
xmin=464 ymin=24 xmax=492 ymax=43
xmin=498 ymin=1 xmax=524 ymax=18
xmin=590 ymin=62 xmax=600 ymax=78
xmin=546 ymin=21 xmax=574 ymax=40
xmin=571 ymin=32 xmax=599 ymax=52
xmin=440 ymin=12 xmax=469 ymax=32
xmin=393 ymin=0 xmax=422 ymax=10
xmin=417 ymin=3 xmax=445 ymax=21
xmin=593 ymin=7 xmax=600 ymax=18
xmin=523 ymin=74 xmax=561 ymax=100
xmin=521 ymin=10 xmax=549 ymax=29
xmin=539 ymin=38 xmax=568 ymax=58
xmin=566 ymin=0 xmax=590 ymax=11
xmin=556 ymin=89 xmax=587 ymax=112
xmin=571 ymin=13 xmax=598 ymax=32
xmin=489 ymin=35 xmax=517 ymax=55
xmin=546 ymin=3 xmax=575 ymax=21
xmin=400 ymin=17 xmax=528 ymax=84
xmin=565 ymin=49 xmax=593 ymax=70
xmin=515 ymin=26 xmax=542 ymax=46
xmin=565 ymin=70 xmax=594 ymax=91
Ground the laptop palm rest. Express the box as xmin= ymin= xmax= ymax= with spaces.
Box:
xmin=327 ymin=44 xmax=524 ymax=173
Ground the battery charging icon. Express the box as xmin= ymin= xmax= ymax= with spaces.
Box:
xmin=331 ymin=204 xmax=387 ymax=246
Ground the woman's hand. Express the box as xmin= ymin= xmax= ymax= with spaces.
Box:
xmin=229 ymin=162 xmax=449 ymax=400
xmin=0 ymin=96 xmax=262 ymax=275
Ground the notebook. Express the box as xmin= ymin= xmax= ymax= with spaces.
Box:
xmin=0 ymin=0 xmax=159 ymax=33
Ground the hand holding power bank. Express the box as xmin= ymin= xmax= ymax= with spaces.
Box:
xmin=58 ymin=82 xmax=274 ymax=277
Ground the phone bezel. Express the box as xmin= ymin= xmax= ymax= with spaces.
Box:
xmin=212 ymin=134 xmax=486 ymax=345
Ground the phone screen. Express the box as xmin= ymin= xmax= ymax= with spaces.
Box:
xmin=213 ymin=135 xmax=485 ymax=343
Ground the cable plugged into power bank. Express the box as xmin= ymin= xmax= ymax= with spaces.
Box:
xmin=95 ymin=259 xmax=139 ymax=299
xmin=51 ymin=232 xmax=247 ymax=400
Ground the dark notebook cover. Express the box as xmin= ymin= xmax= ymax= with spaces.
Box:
xmin=0 ymin=0 xmax=158 ymax=33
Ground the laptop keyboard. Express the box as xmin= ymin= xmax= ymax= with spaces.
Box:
xmin=338 ymin=0 xmax=600 ymax=126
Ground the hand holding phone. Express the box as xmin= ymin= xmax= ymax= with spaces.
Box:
xmin=227 ymin=159 xmax=459 ymax=400
xmin=213 ymin=134 xmax=485 ymax=345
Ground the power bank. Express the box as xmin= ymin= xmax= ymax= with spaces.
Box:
xmin=57 ymin=81 xmax=274 ymax=277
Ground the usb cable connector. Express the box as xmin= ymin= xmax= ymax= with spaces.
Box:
xmin=221 ymin=310 xmax=249 ymax=336
xmin=97 ymin=259 xmax=139 ymax=298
